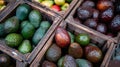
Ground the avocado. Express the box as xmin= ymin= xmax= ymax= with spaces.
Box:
xmin=57 ymin=56 xmax=64 ymax=67
xmin=68 ymin=43 xmax=83 ymax=58
xmin=0 ymin=54 xmax=11 ymax=67
xmin=4 ymin=16 xmax=19 ymax=34
xmin=42 ymin=60 xmax=57 ymax=67
xmin=16 ymin=4 xmax=31 ymax=21
xmin=0 ymin=23 xmax=5 ymax=37
xmin=5 ymin=33 xmax=23 ymax=47
xmin=46 ymin=44 xmax=61 ymax=62
xmin=40 ymin=21 xmax=51 ymax=29
xmin=76 ymin=59 xmax=93 ymax=67
xmin=32 ymin=21 xmax=51 ymax=45
xmin=18 ymin=40 xmax=32 ymax=54
xmin=75 ymin=33 xmax=90 ymax=46
xmin=29 ymin=10 xmax=42 ymax=28
xmin=62 ymin=55 xmax=77 ymax=67
xmin=68 ymin=31 xmax=75 ymax=43
xmin=21 ymin=21 xmax=35 ymax=39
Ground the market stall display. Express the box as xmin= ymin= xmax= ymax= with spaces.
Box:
xmin=0 ymin=0 xmax=61 ymax=65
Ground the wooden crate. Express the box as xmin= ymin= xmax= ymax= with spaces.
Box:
xmin=0 ymin=0 xmax=62 ymax=64
xmin=0 ymin=50 xmax=25 ymax=67
xmin=30 ymin=0 xmax=80 ymax=19
xmin=101 ymin=33 xmax=120 ymax=67
xmin=30 ymin=20 xmax=115 ymax=67
xmin=0 ymin=0 xmax=17 ymax=18
xmin=66 ymin=0 xmax=118 ymax=44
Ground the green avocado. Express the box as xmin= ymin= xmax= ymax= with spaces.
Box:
xmin=29 ymin=10 xmax=42 ymax=28
xmin=76 ymin=59 xmax=93 ymax=67
xmin=5 ymin=33 xmax=23 ymax=47
xmin=16 ymin=4 xmax=31 ymax=21
xmin=4 ymin=16 xmax=19 ymax=34
xmin=18 ymin=40 xmax=32 ymax=54
xmin=21 ymin=21 xmax=35 ymax=39
xmin=32 ymin=21 xmax=51 ymax=45
xmin=68 ymin=31 xmax=74 ymax=43
xmin=75 ymin=33 xmax=90 ymax=46
xmin=57 ymin=56 xmax=64 ymax=67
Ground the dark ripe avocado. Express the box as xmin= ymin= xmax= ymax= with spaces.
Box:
xmin=100 ymin=7 xmax=114 ymax=22
xmin=46 ymin=44 xmax=61 ymax=62
xmin=55 ymin=27 xmax=70 ymax=48
xmin=75 ymin=33 xmax=90 ymax=46
xmin=4 ymin=16 xmax=19 ymax=34
xmin=57 ymin=56 xmax=64 ymax=67
xmin=42 ymin=60 xmax=57 ymax=67
xmin=84 ymin=18 xmax=98 ymax=29
xmin=85 ymin=45 xmax=102 ymax=63
xmin=62 ymin=55 xmax=77 ymax=67
xmin=92 ymin=9 xmax=99 ymax=19
xmin=68 ymin=43 xmax=83 ymax=58
xmin=96 ymin=23 xmax=107 ymax=34
xmin=97 ymin=0 xmax=113 ymax=11
xmin=76 ymin=59 xmax=93 ymax=67
xmin=0 ymin=54 xmax=11 ymax=67
xmin=82 ymin=0 xmax=95 ymax=8
xmin=77 ymin=7 xmax=93 ymax=20
xmin=110 ymin=15 xmax=120 ymax=32
xmin=16 ymin=4 xmax=31 ymax=21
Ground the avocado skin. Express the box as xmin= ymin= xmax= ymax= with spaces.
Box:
xmin=29 ymin=10 xmax=42 ymax=28
xmin=4 ymin=16 xmax=19 ymax=34
xmin=46 ymin=44 xmax=61 ymax=62
xmin=62 ymin=55 xmax=77 ymax=67
xmin=16 ymin=4 xmax=31 ymax=21
xmin=32 ymin=21 xmax=51 ymax=45
xmin=18 ymin=40 xmax=32 ymax=54
xmin=76 ymin=59 xmax=93 ymax=67
xmin=21 ymin=21 xmax=35 ymax=39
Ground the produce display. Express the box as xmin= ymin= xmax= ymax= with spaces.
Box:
xmin=0 ymin=0 xmax=119 ymax=67
xmin=0 ymin=52 xmax=16 ymax=67
xmin=0 ymin=0 xmax=6 ymax=11
xmin=41 ymin=27 xmax=104 ymax=67
xmin=75 ymin=0 xmax=120 ymax=37
xmin=34 ymin=0 xmax=72 ymax=11
xmin=0 ymin=4 xmax=51 ymax=54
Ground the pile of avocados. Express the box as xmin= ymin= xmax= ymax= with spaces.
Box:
xmin=41 ymin=27 xmax=103 ymax=67
xmin=75 ymin=0 xmax=120 ymax=37
xmin=0 ymin=4 xmax=51 ymax=54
